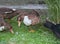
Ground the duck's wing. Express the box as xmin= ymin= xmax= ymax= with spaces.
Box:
xmin=0 ymin=8 xmax=16 ymax=14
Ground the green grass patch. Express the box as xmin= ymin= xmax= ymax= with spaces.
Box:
xmin=0 ymin=17 xmax=60 ymax=44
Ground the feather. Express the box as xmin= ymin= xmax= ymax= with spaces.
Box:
xmin=23 ymin=16 xmax=32 ymax=26
xmin=0 ymin=26 xmax=5 ymax=31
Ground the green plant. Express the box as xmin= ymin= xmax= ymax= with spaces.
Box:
xmin=45 ymin=0 xmax=60 ymax=24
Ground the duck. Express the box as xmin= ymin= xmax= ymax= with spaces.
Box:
xmin=43 ymin=18 xmax=60 ymax=38
xmin=17 ymin=10 xmax=40 ymax=32
xmin=0 ymin=7 xmax=19 ymax=20
xmin=0 ymin=15 xmax=14 ymax=33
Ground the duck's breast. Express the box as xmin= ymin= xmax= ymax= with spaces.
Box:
xmin=23 ymin=16 xmax=32 ymax=26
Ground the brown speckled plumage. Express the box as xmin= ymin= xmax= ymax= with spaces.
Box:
xmin=17 ymin=10 xmax=40 ymax=25
xmin=0 ymin=7 xmax=18 ymax=33
xmin=0 ymin=7 xmax=19 ymax=19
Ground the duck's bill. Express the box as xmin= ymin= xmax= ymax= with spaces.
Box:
xmin=18 ymin=21 xmax=21 ymax=27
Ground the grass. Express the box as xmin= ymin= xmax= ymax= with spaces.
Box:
xmin=45 ymin=0 xmax=60 ymax=24
xmin=0 ymin=16 xmax=60 ymax=44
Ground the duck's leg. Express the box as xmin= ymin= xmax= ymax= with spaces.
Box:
xmin=9 ymin=27 xmax=14 ymax=34
xmin=4 ymin=22 xmax=14 ymax=34
xmin=29 ymin=26 xmax=35 ymax=32
xmin=17 ymin=17 xmax=22 ymax=27
xmin=18 ymin=21 xmax=21 ymax=27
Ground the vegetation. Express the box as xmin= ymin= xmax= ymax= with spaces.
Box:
xmin=0 ymin=0 xmax=60 ymax=44
xmin=0 ymin=16 xmax=60 ymax=44
xmin=45 ymin=0 xmax=60 ymax=24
